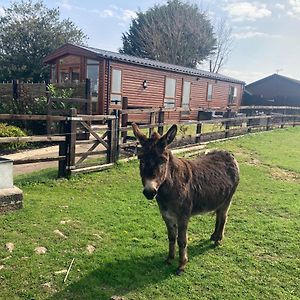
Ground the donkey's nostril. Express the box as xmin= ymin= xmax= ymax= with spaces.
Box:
xmin=143 ymin=188 xmax=157 ymax=200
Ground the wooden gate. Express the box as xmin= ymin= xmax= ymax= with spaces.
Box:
xmin=59 ymin=108 xmax=119 ymax=176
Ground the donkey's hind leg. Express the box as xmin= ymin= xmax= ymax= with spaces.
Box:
xmin=210 ymin=201 xmax=232 ymax=246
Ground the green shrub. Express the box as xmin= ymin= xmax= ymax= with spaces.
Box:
xmin=0 ymin=123 xmax=27 ymax=151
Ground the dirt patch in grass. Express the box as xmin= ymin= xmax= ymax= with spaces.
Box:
xmin=269 ymin=167 xmax=300 ymax=183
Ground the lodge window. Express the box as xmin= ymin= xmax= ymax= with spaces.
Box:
xmin=181 ymin=81 xmax=191 ymax=115
xmin=87 ymin=60 xmax=99 ymax=101
xmin=111 ymin=69 xmax=122 ymax=104
xmin=228 ymin=86 xmax=237 ymax=104
xmin=164 ymin=77 xmax=176 ymax=108
xmin=58 ymin=55 xmax=81 ymax=83
xmin=51 ymin=64 xmax=57 ymax=83
xmin=207 ymin=83 xmax=213 ymax=101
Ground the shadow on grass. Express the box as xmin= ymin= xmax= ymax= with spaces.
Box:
xmin=48 ymin=240 xmax=215 ymax=300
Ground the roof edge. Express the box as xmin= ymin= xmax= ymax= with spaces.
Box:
xmin=44 ymin=43 xmax=245 ymax=85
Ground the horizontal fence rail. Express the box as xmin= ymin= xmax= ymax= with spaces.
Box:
xmin=0 ymin=103 xmax=300 ymax=178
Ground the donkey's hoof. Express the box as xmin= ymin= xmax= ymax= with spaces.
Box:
xmin=210 ymin=233 xmax=217 ymax=241
xmin=165 ymin=257 xmax=174 ymax=265
xmin=214 ymin=240 xmax=222 ymax=247
xmin=176 ymin=268 xmax=185 ymax=276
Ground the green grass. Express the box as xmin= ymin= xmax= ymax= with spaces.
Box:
xmin=1 ymin=127 xmax=300 ymax=300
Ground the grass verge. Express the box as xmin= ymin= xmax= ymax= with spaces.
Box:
xmin=0 ymin=127 xmax=299 ymax=300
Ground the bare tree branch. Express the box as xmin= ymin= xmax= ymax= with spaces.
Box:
xmin=208 ymin=18 xmax=233 ymax=73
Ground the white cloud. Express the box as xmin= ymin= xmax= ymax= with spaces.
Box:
xmin=221 ymin=69 xmax=266 ymax=84
xmin=120 ymin=9 xmax=137 ymax=21
xmin=287 ymin=0 xmax=300 ymax=18
xmin=275 ymin=3 xmax=285 ymax=10
xmin=60 ymin=0 xmax=73 ymax=11
xmin=101 ymin=9 xmax=114 ymax=17
xmin=101 ymin=7 xmax=137 ymax=21
xmin=232 ymin=31 xmax=282 ymax=39
xmin=0 ymin=6 xmax=5 ymax=16
xmin=223 ymin=2 xmax=272 ymax=22
xmin=58 ymin=2 xmax=137 ymax=22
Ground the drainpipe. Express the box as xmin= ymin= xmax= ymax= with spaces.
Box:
xmin=106 ymin=59 xmax=111 ymax=114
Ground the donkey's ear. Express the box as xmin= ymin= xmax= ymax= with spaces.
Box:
xmin=132 ymin=123 xmax=147 ymax=145
xmin=160 ymin=124 xmax=177 ymax=147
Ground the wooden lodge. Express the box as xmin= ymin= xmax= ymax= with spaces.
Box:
xmin=44 ymin=43 xmax=245 ymax=121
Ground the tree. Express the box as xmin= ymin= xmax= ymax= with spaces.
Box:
xmin=0 ymin=0 xmax=87 ymax=82
xmin=120 ymin=0 xmax=216 ymax=68
xmin=207 ymin=18 xmax=233 ymax=73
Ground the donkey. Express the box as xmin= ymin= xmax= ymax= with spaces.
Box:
xmin=132 ymin=123 xmax=240 ymax=275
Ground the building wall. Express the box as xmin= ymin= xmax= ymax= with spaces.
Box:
xmin=50 ymin=54 xmax=244 ymax=120
xmin=108 ymin=61 xmax=243 ymax=121
xmin=246 ymin=76 xmax=300 ymax=99
xmin=244 ymin=75 xmax=300 ymax=107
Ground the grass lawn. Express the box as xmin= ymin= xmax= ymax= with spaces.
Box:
xmin=0 ymin=127 xmax=299 ymax=300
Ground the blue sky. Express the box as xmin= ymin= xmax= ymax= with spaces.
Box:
xmin=1 ymin=0 xmax=300 ymax=84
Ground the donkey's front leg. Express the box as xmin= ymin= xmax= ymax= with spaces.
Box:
xmin=163 ymin=218 xmax=178 ymax=264
xmin=177 ymin=220 xmax=189 ymax=275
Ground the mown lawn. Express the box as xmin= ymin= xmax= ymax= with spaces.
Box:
xmin=0 ymin=127 xmax=299 ymax=300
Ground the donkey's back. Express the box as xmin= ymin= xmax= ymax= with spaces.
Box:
xmin=188 ymin=150 xmax=239 ymax=215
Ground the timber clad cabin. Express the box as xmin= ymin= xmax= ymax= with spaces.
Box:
xmin=44 ymin=43 xmax=245 ymax=121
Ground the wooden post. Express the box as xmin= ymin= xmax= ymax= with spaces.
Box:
xmin=280 ymin=115 xmax=285 ymax=129
xmin=12 ymin=79 xmax=18 ymax=101
xmin=247 ymin=117 xmax=252 ymax=133
xmin=121 ymin=97 xmax=128 ymax=143
xmin=58 ymin=120 xmax=67 ymax=178
xmin=266 ymin=117 xmax=270 ymax=131
xmin=224 ymin=108 xmax=231 ymax=138
xmin=293 ymin=115 xmax=296 ymax=127
xmin=107 ymin=114 xmax=118 ymax=163
xmin=149 ymin=111 xmax=156 ymax=137
xmin=114 ymin=109 xmax=120 ymax=162
xmin=195 ymin=110 xmax=202 ymax=143
xmin=65 ymin=108 xmax=77 ymax=176
xmin=158 ymin=108 xmax=165 ymax=135
xmin=46 ymin=81 xmax=51 ymax=135
xmin=225 ymin=120 xmax=230 ymax=138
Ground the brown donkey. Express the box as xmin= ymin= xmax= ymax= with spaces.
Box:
xmin=132 ymin=123 xmax=240 ymax=275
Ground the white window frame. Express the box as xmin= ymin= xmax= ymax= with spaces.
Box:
xmin=164 ymin=77 xmax=176 ymax=108
xmin=228 ymin=86 xmax=237 ymax=104
xmin=111 ymin=68 xmax=122 ymax=104
xmin=207 ymin=83 xmax=213 ymax=101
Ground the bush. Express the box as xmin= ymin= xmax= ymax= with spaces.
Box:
xmin=0 ymin=123 xmax=27 ymax=151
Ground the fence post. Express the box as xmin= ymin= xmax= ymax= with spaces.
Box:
xmin=58 ymin=119 xmax=67 ymax=178
xmin=280 ymin=115 xmax=285 ymax=129
xmin=195 ymin=110 xmax=202 ymax=143
xmin=149 ymin=111 xmax=156 ymax=137
xmin=46 ymin=81 xmax=52 ymax=135
xmin=121 ymin=96 xmax=128 ymax=143
xmin=247 ymin=117 xmax=252 ymax=133
xmin=293 ymin=115 xmax=296 ymax=127
xmin=224 ymin=108 xmax=231 ymax=138
xmin=266 ymin=116 xmax=270 ymax=131
xmin=12 ymin=79 xmax=18 ymax=101
xmin=158 ymin=108 xmax=165 ymax=135
xmin=107 ymin=110 xmax=119 ymax=163
xmin=65 ymin=108 xmax=77 ymax=176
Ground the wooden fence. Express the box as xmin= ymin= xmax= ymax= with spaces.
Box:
xmin=0 ymin=105 xmax=300 ymax=178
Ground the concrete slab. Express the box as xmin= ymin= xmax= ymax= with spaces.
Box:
xmin=0 ymin=186 xmax=23 ymax=213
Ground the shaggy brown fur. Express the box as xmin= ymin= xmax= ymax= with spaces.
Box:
xmin=132 ymin=124 xmax=240 ymax=275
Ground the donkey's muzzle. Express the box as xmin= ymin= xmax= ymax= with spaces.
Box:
xmin=143 ymin=188 xmax=157 ymax=200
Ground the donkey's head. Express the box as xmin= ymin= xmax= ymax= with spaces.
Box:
xmin=132 ymin=123 xmax=177 ymax=200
